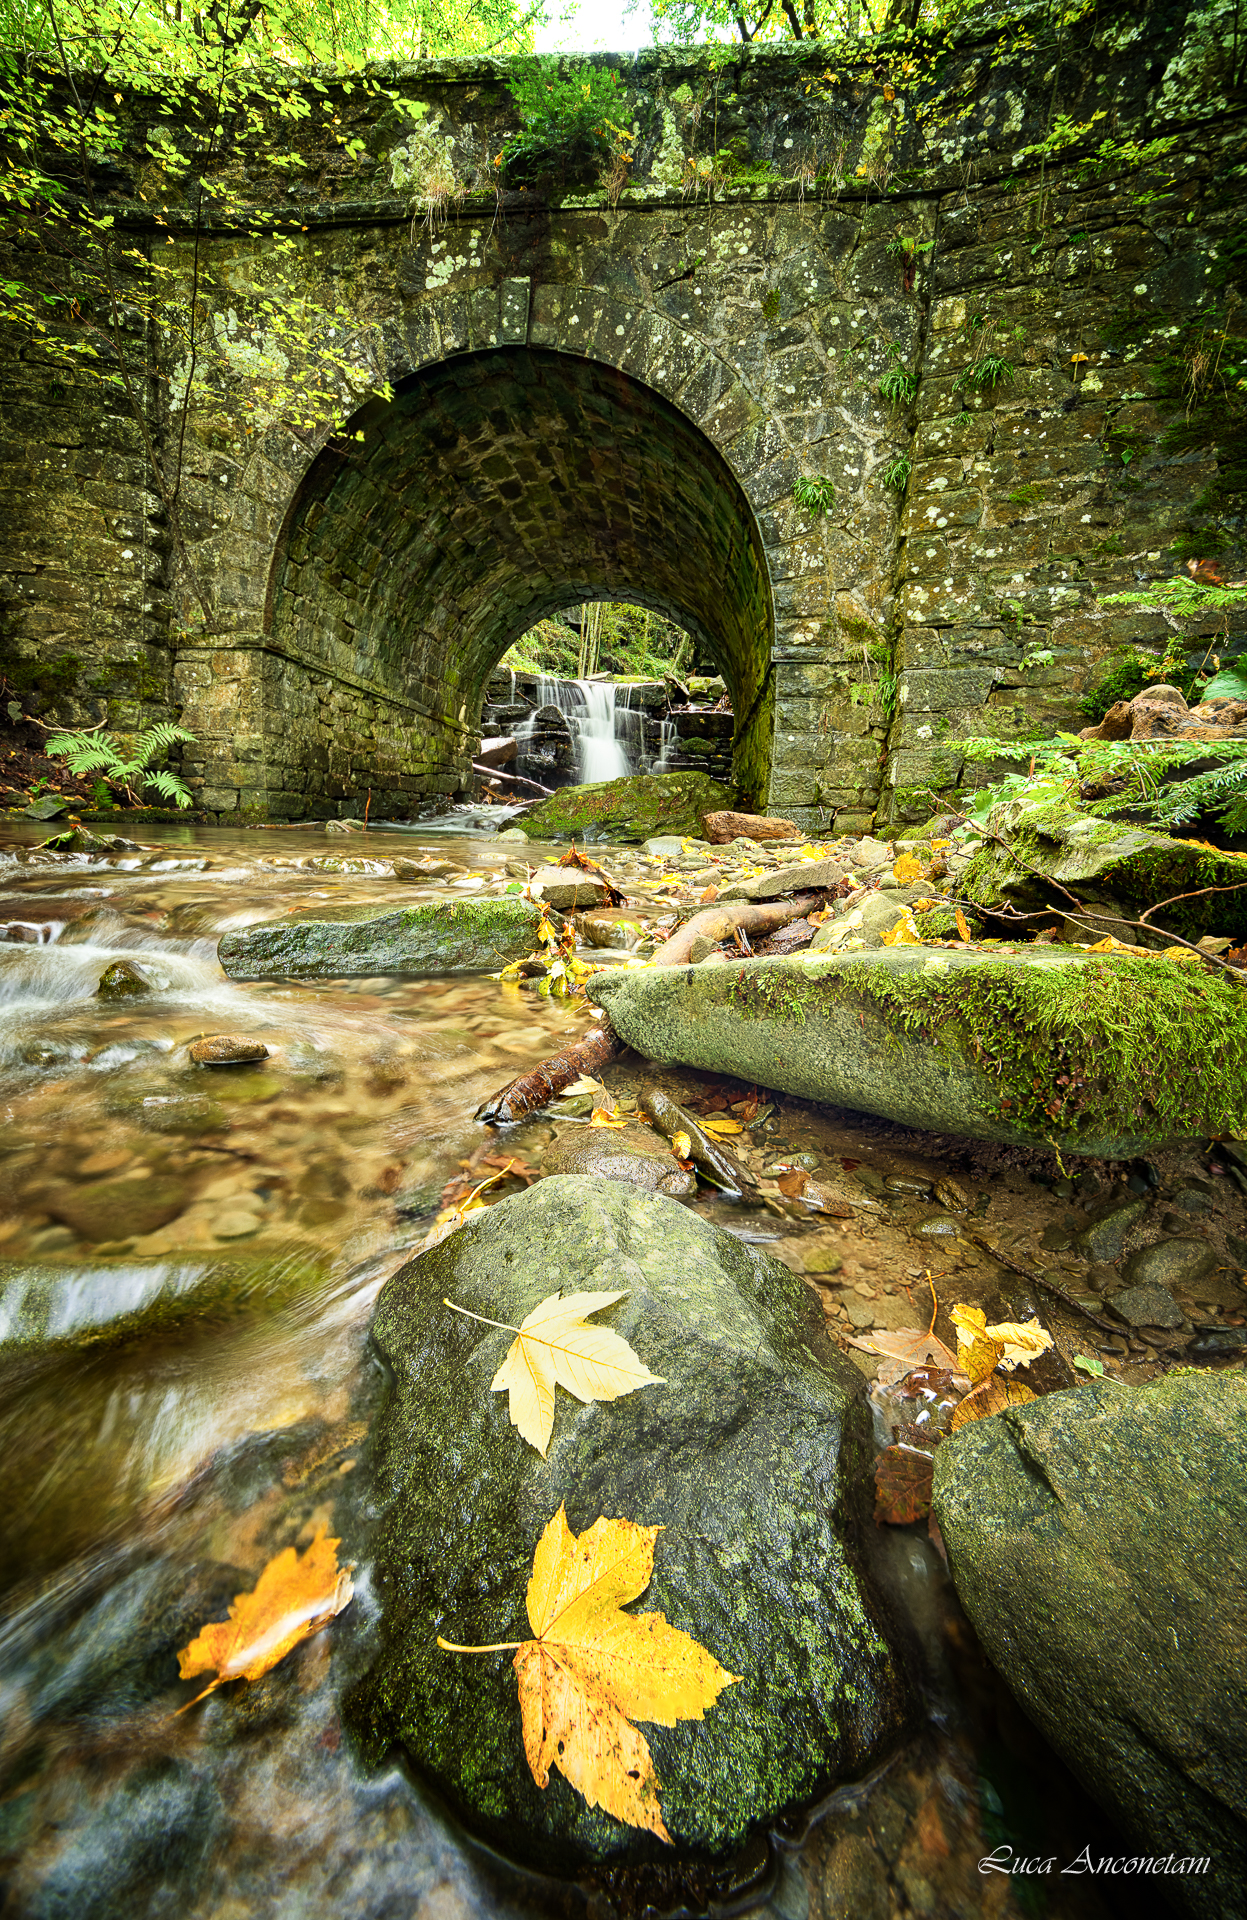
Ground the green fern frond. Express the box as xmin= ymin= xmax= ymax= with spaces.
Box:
xmin=141 ymin=769 xmax=194 ymax=809
xmin=131 ymin=723 xmax=195 ymax=770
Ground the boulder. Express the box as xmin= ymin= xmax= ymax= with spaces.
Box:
xmin=97 ymin=959 xmax=153 ymax=999
xmin=347 ymin=1177 xmax=912 ymax=1880
xmin=932 ymin=1373 xmax=1247 ymax=1919
xmin=529 ymin=865 xmax=611 ymax=912
xmin=217 ymin=897 xmax=543 ymax=979
xmin=540 ymin=1125 xmax=697 ymax=1196
xmin=718 ymin=856 xmax=848 ymax=902
xmin=960 ymin=796 xmax=1247 ymax=941
xmin=518 ymin=772 xmax=736 ymax=844
xmin=702 ymin=810 xmax=799 ymax=845
xmin=587 ymin=946 xmax=1247 ymax=1155
xmin=1123 ymin=1237 xmax=1217 ymax=1291
xmin=45 ymin=1174 xmax=188 ymax=1244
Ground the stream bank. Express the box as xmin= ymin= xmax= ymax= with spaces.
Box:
xmin=0 ymin=811 xmax=1240 ymax=1920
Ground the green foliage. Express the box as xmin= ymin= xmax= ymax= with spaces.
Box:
xmin=880 ymin=454 xmax=911 ymax=492
xmin=793 ymin=474 xmax=836 ymax=515
xmin=962 ymin=354 xmax=1015 ymax=392
xmin=502 ymin=604 xmax=691 ymax=682
xmin=44 ymin=722 xmax=197 ymax=809
xmin=958 ymin=733 xmax=1247 ymax=840
xmin=760 ymin=289 xmax=782 ymax=323
xmin=879 ymin=364 xmax=917 ymax=407
xmin=500 ymin=55 xmax=631 ymax=184
xmin=1077 ymin=647 xmax=1156 ymax=722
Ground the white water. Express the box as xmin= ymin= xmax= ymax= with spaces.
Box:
xmin=515 ymin=677 xmax=634 ymax=784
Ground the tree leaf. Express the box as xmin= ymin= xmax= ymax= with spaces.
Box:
xmin=949 ymin=1375 xmax=1037 ymax=1431
xmin=440 ymin=1506 xmax=738 ymax=1840
xmin=847 ymin=1325 xmax=960 ymax=1374
xmin=955 ymin=907 xmax=971 ymax=941
xmin=448 ymin=1291 xmax=664 ymax=1457
xmin=873 ymin=1444 xmax=935 ymax=1524
xmin=892 ymin=853 xmax=924 ymax=884
xmin=176 ymin=1526 xmax=353 ymax=1709
xmin=987 ymin=1315 xmax=1055 ymax=1371
xmin=949 ymin=1303 xmax=1003 ymax=1386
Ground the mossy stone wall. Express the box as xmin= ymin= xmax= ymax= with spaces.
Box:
xmin=1 ymin=0 xmax=1242 ymax=822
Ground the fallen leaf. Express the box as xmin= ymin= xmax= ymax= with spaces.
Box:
xmin=955 ymin=907 xmax=971 ymax=942
xmin=880 ymin=910 xmax=921 ymax=946
xmin=949 ymin=1304 xmax=1003 ymax=1386
xmin=1073 ymin=1353 xmax=1105 ymax=1377
xmin=589 ymin=1107 xmax=627 ymax=1129
xmin=423 ymin=1167 xmax=510 ymax=1249
xmin=892 ymin=853 xmax=924 ymax=884
xmin=564 ymin=1073 xmax=607 ymax=1096
xmin=847 ymin=1325 xmax=960 ymax=1373
xmin=987 ymin=1316 xmax=1055 ymax=1371
xmin=439 ymin=1506 xmax=739 ymax=1840
xmin=699 ymin=885 xmax=718 ymax=905
xmin=874 ymin=1444 xmax=934 ymax=1524
xmin=1085 ymin=935 xmax=1133 ymax=952
xmin=776 ymin=1168 xmax=807 ymax=1198
xmin=446 ymin=1290 xmax=664 ymax=1457
xmin=671 ymin=1129 xmax=692 ymax=1161
xmin=700 ymin=1114 xmax=743 ymax=1136
xmin=177 ymin=1527 xmax=354 ymax=1708
xmin=950 ymin=1374 xmax=1037 ymax=1431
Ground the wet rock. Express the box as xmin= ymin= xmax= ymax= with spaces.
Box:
xmin=1123 ymin=1237 xmax=1217 ymax=1291
xmin=934 ymin=1177 xmax=971 ymax=1213
xmin=528 ymin=866 xmax=611 ymax=912
xmin=44 ymin=1175 xmax=189 ymax=1245
xmin=348 ymin=1176 xmax=913 ymax=1878
xmin=821 ymin=1833 xmax=891 ymax=1920
xmin=519 ymin=771 xmax=735 ymax=844
xmin=1226 ymin=1233 xmax=1247 ymax=1267
xmin=217 ymin=897 xmax=543 ymax=979
xmin=390 ymin=856 xmax=465 ymax=881
xmin=575 ymin=909 xmax=644 ymax=950
xmin=1110 ymin=1280 xmax=1184 ymax=1328
xmin=540 ymin=1125 xmax=697 ymax=1197
xmin=702 ymin=810 xmax=799 ymax=845
xmin=189 ymin=1035 xmax=270 ymax=1066
xmin=933 ymin=1372 xmax=1247 ymax=1917
xmin=23 ymin=793 xmax=70 ymax=820
xmin=841 ymin=836 xmax=893 ymax=871
xmin=589 ymin=946 xmax=1247 ymax=1155
xmin=810 ymin=889 xmax=930 ymax=952
xmin=719 ymin=857 xmax=847 ymax=902
xmin=496 ymin=827 xmax=529 ymax=842
xmin=323 ymin=818 xmax=363 ymax=834
xmin=97 ymin=959 xmax=153 ymax=1000
xmin=1074 ymin=1195 xmax=1149 ymax=1263
xmin=0 ymin=1253 xmax=320 ymax=1353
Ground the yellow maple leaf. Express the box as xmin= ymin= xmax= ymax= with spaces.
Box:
xmin=439 ymin=1506 xmax=739 ymax=1840
xmin=1085 ymin=935 xmax=1132 ymax=953
xmin=589 ymin=1106 xmax=627 ymax=1129
xmin=700 ymin=1113 xmax=743 ymax=1135
xmin=892 ymin=852 xmax=924 ymax=884
xmin=880 ymin=910 xmax=921 ymax=946
xmin=987 ymin=1315 xmax=1055 ymax=1371
xmin=949 ymin=1302 xmax=1004 ymax=1386
xmin=445 ymin=1291 xmax=664 ymax=1457
xmin=950 ymin=1375 xmax=1037 ymax=1431
xmin=177 ymin=1527 xmax=354 ymax=1709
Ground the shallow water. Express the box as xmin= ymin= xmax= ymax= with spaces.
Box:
xmin=0 ymin=814 xmax=1219 ymax=1920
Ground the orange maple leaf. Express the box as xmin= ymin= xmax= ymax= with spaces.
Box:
xmin=177 ymin=1527 xmax=354 ymax=1709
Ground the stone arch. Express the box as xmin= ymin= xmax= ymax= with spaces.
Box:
xmin=257 ymin=328 xmax=779 ymax=815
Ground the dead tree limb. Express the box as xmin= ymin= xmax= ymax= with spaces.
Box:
xmin=475 ymin=1020 xmax=623 ymax=1124
xmin=655 ymin=893 xmax=821 ymax=967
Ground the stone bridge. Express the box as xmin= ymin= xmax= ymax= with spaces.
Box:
xmin=1 ymin=0 xmax=1242 ymax=825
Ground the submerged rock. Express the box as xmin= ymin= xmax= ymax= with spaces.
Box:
xmin=45 ymin=1174 xmax=189 ymax=1244
xmin=1123 ymin=1237 xmax=1217 ymax=1292
xmin=932 ymin=1373 xmax=1247 ymax=1919
xmin=587 ymin=946 xmax=1247 ymax=1155
xmin=217 ymin=897 xmax=542 ymax=979
xmin=518 ymin=771 xmax=735 ymax=844
xmin=539 ymin=1124 xmax=697 ymax=1196
xmin=347 ymin=1176 xmax=912 ymax=1880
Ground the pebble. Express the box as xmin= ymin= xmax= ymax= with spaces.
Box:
xmin=190 ymin=1035 xmax=271 ymax=1066
xmin=934 ymin=1176 xmax=971 ymax=1213
xmin=1111 ymin=1281 xmax=1184 ymax=1329
xmin=213 ymin=1207 xmax=264 ymax=1239
xmin=1123 ymin=1237 xmax=1217 ymax=1291
xmin=916 ymin=1215 xmax=960 ymax=1238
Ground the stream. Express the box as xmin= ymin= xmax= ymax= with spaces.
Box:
xmin=0 ymin=816 xmax=1188 ymax=1920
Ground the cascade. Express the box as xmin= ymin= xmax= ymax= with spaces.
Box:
xmin=515 ymin=678 xmax=634 ymax=785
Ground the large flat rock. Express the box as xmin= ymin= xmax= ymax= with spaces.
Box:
xmin=932 ymin=1373 xmax=1247 ymax=1920
xmin=346 ymin=1176 xmax=912 ymax=1881
xmin=218 ymin=897 xmax=542 ymax=978
xmin=587 ymin=946 xmax=1247 ymax=1154
xmin=518 ymin=771 xmax=736 ymax=844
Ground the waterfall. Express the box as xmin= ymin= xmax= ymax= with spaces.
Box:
xmin=517 ymin=678 xmax=633 ymax=784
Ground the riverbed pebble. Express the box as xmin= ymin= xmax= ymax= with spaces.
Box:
xmin=189 ymin=1035 xmax=271 ymax=1065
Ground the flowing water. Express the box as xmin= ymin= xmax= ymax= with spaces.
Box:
xmin=516 ymin=678 xmax=634 ymax=784
xmin=0 ymin=817 xmax=1185 ymax=1920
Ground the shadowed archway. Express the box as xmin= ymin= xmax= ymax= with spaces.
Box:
xmin=266 ymin=346 xmax=775 ymax=808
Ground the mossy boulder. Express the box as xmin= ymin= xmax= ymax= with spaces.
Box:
xmin=217 ymin=897 xmax=542 ymax=979
xmin=346 ymin=1176 xmax=912 ymax=1882
xmin=587 ymin=946 xmax=1247 ymax=1155
xmin=518 ymin=771 xmax=736 ymax=844
xmin=960 ymin=798 xmax=1247 ymax=941
xmin=932 ymin=1372 xmax=1247 ymax=1919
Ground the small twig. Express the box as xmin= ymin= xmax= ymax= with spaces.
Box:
xmin=1137 ymin=880 xmax=1247 ymax=924
xmin=967 ymin=1230 xmax=1124 ymax=1336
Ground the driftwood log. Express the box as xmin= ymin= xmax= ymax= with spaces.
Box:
xmin=638 ymin=1086 xmax=761 ymax=1199
xmin=475 ymin=1021 xmax=623 ymax=1124
xmin=473 ymin=763 xmax=553 ymax=797
xmin=655 ymin=893 xmax=820 ymax=967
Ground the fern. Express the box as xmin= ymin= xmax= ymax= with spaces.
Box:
xmin=957 ymin=734 xmax=1247 ymax=837
xmin=44 ymin=723 xmax=196 ymax=809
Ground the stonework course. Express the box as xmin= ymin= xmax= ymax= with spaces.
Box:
xmin=1 ymin=0 xmax=1243 ymax=823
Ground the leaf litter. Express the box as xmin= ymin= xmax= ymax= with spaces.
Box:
xmin=177 ymin=1526 xmax=354 ymax=1708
